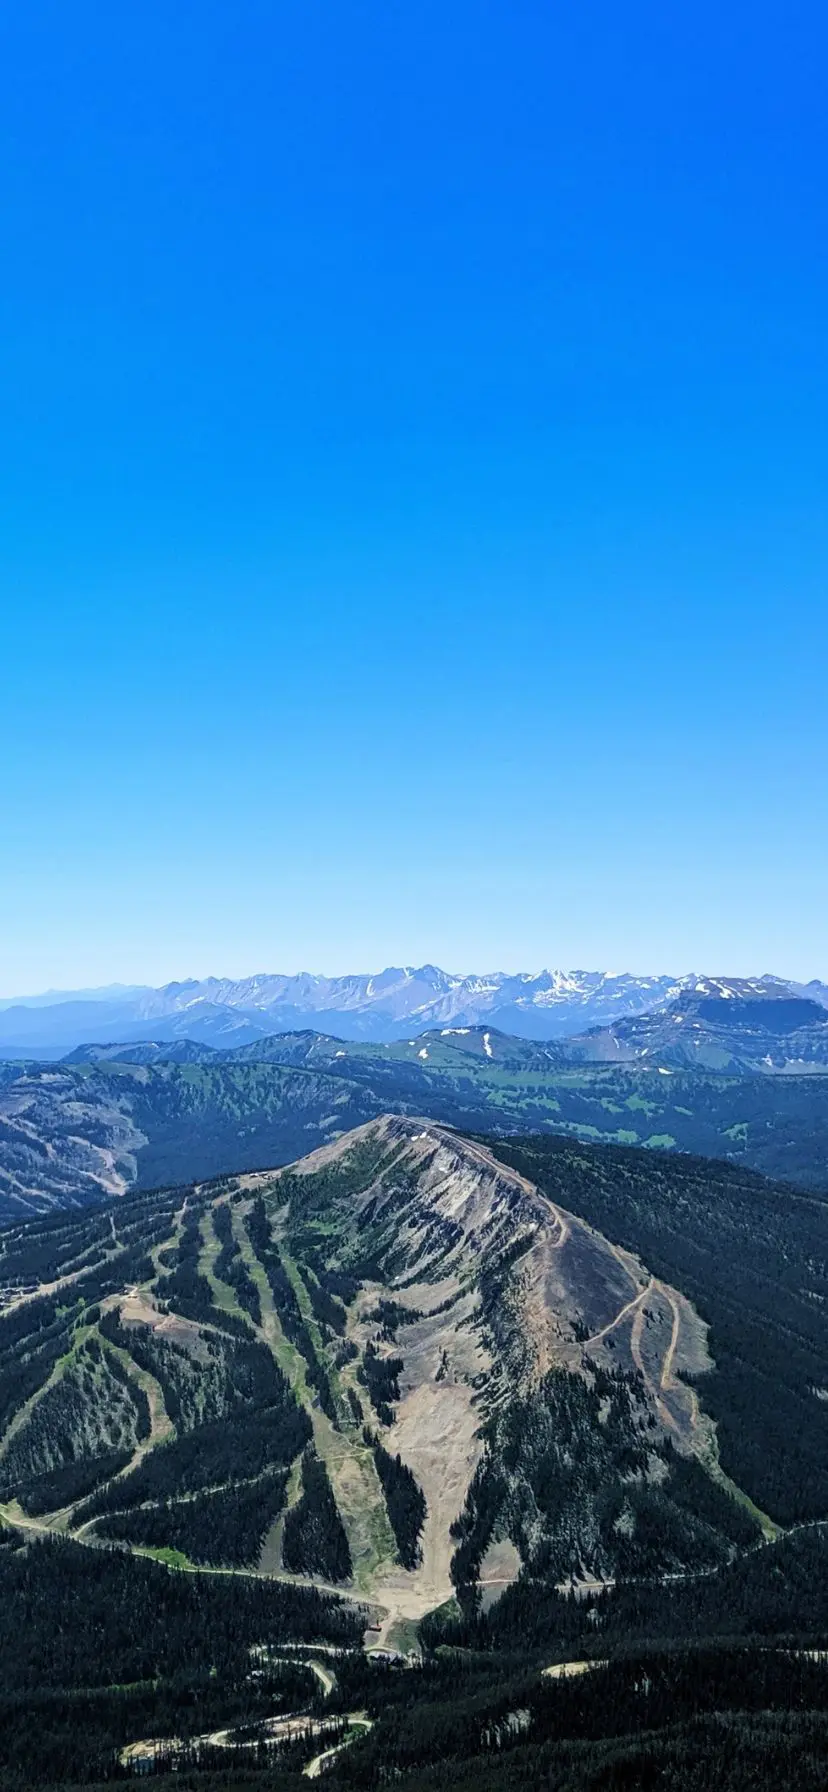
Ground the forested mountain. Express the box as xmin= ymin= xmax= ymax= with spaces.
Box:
xmin=2 ymin=1116 xmax=828 ymax=1789
xmin=3 ymin=1023 xmax=828 ymax=1219
xmin=0 ymin=1060 xmax=381 ymax=1219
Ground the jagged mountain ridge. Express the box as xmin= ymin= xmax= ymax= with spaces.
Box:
xmin=0 ymin=1118 xmax=785 ymax=1637
xmin=64 ymin=978 xmax=828 ymax=1079
xmin=4 ymin=965 xmax=825 ymax=1055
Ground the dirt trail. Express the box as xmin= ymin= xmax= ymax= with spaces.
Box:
xmin=542 ymin=1658 xmax=608 ymax=1680
xmin=0 ymin=1499 xmax=59 ymax=1538
xmin=583 ymin=1278 xmax=655 ymax=1350
xmin=628 ymin=1289 xmax=681 ymax=1437
xmin=123 ymin=1710 xmax=373 ymax=1773
xmin=625 ymin=1279 xmax=697 ymax=1442
xmin=659 ymin=1287 xmax=682 ymax=1392
xmin=304 ymin=1718 xmax=373 ymax=1779
xmin=120 ymin=1644 xmax=367 ymax=1773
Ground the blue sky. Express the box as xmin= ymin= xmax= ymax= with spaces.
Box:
xmin=1 ymin=0 xmax=826 ymax=992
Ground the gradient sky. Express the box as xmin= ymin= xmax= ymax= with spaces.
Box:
xmin=1 ymin=1 xmax=826 ymax=993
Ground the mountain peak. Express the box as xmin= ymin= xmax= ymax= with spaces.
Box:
xmin=1 ymin=966 xmax=826 ymax=1057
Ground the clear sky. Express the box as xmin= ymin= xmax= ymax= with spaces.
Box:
xmin=1 ymin=1 xmax=826 ymax=993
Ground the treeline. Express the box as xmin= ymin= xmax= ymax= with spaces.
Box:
xmin=120 ymin=1059 xmax=378 ymax=1193
xmin=314 ymin=1262 xmax=362 ymax=1305
xmin=423 ymin=1522 xmax=828 ymax=1658
xmin=0 ymin=1335 xmax=150 ymax=1500
xmin=93 ymin=1467 xmax=289 ymax=1567
xmin=0 ymin=1661 xmax=316 ymax=1788
xmin=72 ymin=1399 xmax=310 ymax=1525
xmin=0 ymin=1181 xmax=183 ymax=1298
xmin=447 ymin=1365 xmax=758 ymax=1607
xmin=304 ymin=1272 xmax=347 ymax=1337
xmin=0 ymin=1525 xmax=360 ymax=1691
xmin=103 ymin=1339 xmax=152 ymax=1436
xmin=0 ymin=1207 xmax=113 ymax=1292
xmin=98 ymin=1310 xmax=282 ymax=1432
xmin=4 ymin=1644 xmax=828 ymax=1789
xmin=0 ymin=1297 xmax=78 ymax=1439
xmin=359 ymin=1342 xmax=403 ymax=1426
xmin=277 ymin=1135 xmax=392 ymax=1226
xmin=61 ymin=1193 xmax=186 ymax=1310
xmin=327 ymin=1641 xmax=828 ymax=1792
xmin=366 ymin=1430 xmax=426 ymax=1568
xmin=154 ymin=1204 xmax=253 ymax=1337
xmin=487 ymin=1132 xmax=828 ymax=1526
xmin=5 ymin=1530 xmax=828 ymax=1788
xmin=245 ymin=1200 xmax=338 ymax=1423
xmin=365 ymin=1298 xmax=423 ymax=1341
xmin=16 ymin=1447 xmax=133 ymax=1517
xmin=0 ymin=1219 xmax=172 ymax=1448
xmin=282 ymin=1449 xmax=353 ymax=1582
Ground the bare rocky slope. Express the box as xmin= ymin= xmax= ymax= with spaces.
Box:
xmin=0 ymin=1116 xmax=789 ymax=1652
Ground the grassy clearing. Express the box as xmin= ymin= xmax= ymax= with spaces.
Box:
xmin=198 ymin=1204 xmax=250 ymax=1323
xmin=236 ymin=1204 xmax=395 ymax=1593
xmin=379 ymin=1614 xmax=421 ymax=1656
xmin=694 ymin=1415 xmax=780 ymax=1542
xmin=100 ymin=1336 xmax=174 ymax=1451
xmin=134 ymin=1543 xmax=194 ymax=1570
xmin=280 ymin=1249 xmax=352 ymax=1430
xmin=313 ymin=1413 xmax=397 ymax=1594
xmin=0 ymin=1318 xmax=98 ymax=1465
xmin=259 ymin=1452 xmax=304 ymax=1573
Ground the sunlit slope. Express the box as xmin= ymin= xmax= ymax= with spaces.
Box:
xmin=3 ymin=1036 xmax=828 ymax=1219
xmin=4 ymin=1115 xmax=824 ymax=1647
xmin=0 ymin=1060 xmax=380 ymax=1219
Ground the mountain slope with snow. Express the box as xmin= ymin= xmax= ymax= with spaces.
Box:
xmin=566 ymin=981 xmax=828 ymax=1074
xmin=1 ymin=966 xmax=825 ymax=1055
xmin=0 ymin=966 xmax=709 ymax=1052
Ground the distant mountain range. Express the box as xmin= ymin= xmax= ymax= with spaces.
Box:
xmin=567 ymin=978 xmax=828 ymax=1075
xmin=1 ymin=964 xmax=826 ymax=1055
xmin=62 ymin=986 xmax=828 ymax=1078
